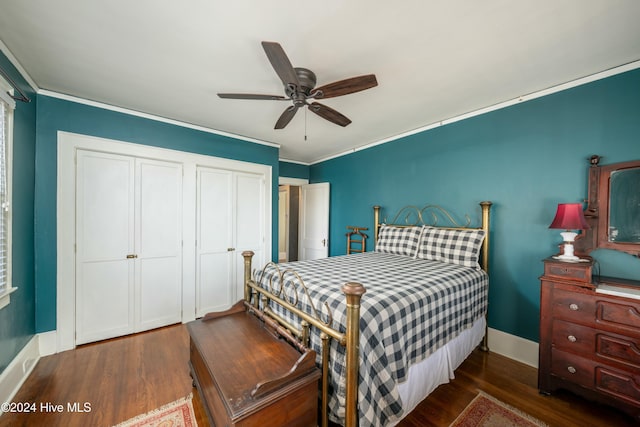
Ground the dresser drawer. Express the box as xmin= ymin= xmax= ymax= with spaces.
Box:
xmin=550 ymin=348 xmax=594 ymax=388
xmin=552 ymin=288 xmax=596 ymax=325
xmin=552 ymin=319 xmax=595 ymax=354
xmin=596 ymin=365 xmax=640 ymax=407
xmin=596 ymin=299 xmax=640 ymax=338
xmin=596 ymin=333 xmax=640 ymax=370
xmin=544 ymin=261 xmax=592 ymax=283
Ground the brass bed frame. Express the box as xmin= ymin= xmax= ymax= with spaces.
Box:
xmin=241 ymin=201 xmax=492 ymax=427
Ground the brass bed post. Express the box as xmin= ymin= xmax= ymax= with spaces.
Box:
xmin=242 ymin=251 xmax=254 ymax=303
xmin=342 ymin=282 xmax=366 ymax=427
xmin=373 ymin=205 xmax=381 ymax=249
xmin=479 ymin=201 xmax=492 ymax=352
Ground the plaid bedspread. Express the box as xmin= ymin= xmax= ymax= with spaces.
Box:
xmin=254 ymin=252 xmax=488 ymax=427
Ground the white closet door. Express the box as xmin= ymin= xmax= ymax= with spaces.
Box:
xmin=196 ymin=167 xmax=234 ymax=316
xmin=135 ymin=158 xmax=183 ymax=331
xmin=76 ymin=150 xmax=135 ymax=344
xmin=235 ymin=172 xmax=265 ymax=301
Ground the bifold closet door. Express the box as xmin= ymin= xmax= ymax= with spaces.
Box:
xmin=195 ymin=168 xmax=265 ymax=316
xmin=196 ymin=168 xmax=234 ymax=316
xmin=135 ymin=158 xmax=183 ymax=331
xmin=233 ymin=172 xmax=265 ymax=300
xmin=76 ymin=151 xmax=135 ymax=344
xmin=75 ymin=150 xmax=183 ymax=345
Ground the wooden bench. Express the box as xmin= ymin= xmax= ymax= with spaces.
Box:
xmin=187 ymin=301 xmax=321 ymax=427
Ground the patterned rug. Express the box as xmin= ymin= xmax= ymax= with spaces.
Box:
xmin=449 ymin=391 xmax=548 ymax=427
xmin=113 ymin=394 xmax=197 ymax=427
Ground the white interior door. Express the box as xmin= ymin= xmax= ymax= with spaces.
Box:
xmin=135 ymin=159 xmax=183 ymax=331
xmin=196 ymin=167 xmax=234 ymax=316
xmin=299 ymin=183 xmax=330 ymax=260
xmin=76 ymin=150 xmax=135 ymax=344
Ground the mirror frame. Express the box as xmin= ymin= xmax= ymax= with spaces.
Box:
xmin=575 ymin=156 xmax=640 ymax=258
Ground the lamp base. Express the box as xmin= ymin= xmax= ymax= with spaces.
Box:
xmin=555 ymin=253 xmax=580 ymax=261
xmin=554 ymin=241 xmax=586 ymax=262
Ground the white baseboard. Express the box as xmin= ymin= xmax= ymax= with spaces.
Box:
xmin=0 ymin=336 xmax=40 ymax=411
xmin=487 ymin=327 xmax=539 ymax=368
xmin=38 ymin=330 xmax=58 ymax=357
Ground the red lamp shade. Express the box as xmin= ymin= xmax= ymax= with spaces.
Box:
xmin=549 ymin=203 xmax=590 ymax=230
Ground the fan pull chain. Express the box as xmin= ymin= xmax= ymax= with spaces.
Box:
xmin=304 ymin=107 xmax=308 ymax=141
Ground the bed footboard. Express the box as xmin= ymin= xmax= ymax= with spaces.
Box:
xmin=242 ymin=250 xmax=365 ymax=427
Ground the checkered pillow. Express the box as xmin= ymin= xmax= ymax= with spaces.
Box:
xmin=375 ymin=225 xmax=423 ymax=257
xmin=416 ymin=227 xmax=486 ymax=269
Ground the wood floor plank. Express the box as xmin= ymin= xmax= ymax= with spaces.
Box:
xmin=0 ymin=324 xmax=635 ymax=427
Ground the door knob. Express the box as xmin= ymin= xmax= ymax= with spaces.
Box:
xmin=322 ymin=239 xmax=326 ymax=247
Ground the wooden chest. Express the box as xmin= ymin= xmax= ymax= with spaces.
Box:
xmin=539 ymin=258 xmax=640 ymax=420
xmin=187 ymin=303 xmax=321 ymax=427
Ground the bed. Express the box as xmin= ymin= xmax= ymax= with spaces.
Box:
xmin=241 ymin=201 xmax=492 ymax=427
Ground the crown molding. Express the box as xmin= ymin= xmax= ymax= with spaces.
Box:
xmin=0 ymin=39 xmax=39 ymax=92
xmin=309 ymin=60 xmax=640 ymax=165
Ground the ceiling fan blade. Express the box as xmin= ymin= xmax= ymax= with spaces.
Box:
xmin=313 ymin=74 xmax=378 ymax=99
xmin=274 ymin=105 xmax=300 ymax=129
xmin=261 ymin=41 xmax=300 ymax=88
xmin=309 ymin=102 xmax=352 ymax=127
xmin=218 ymin=93 xmax=286 ymax=100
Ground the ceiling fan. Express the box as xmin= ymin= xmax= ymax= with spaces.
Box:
xmin=218 ymin=41 xmax=378 ymax=129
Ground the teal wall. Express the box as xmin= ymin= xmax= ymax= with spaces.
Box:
xmin=34 ymin=95 xmax=280 ymax=333
xmin=310 ymin=68 xmax=640 ymax=343
xmin=279 ymin=161 xmax=310 ymax=180
xmin=0 ymin=52 xmax=37 ymax=373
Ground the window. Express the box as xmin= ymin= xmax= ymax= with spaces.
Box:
xmin=0 ymin=78 xmax=15 ymax=310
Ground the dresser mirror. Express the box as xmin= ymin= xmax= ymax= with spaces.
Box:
xmin=576 ymin=156 xmax=640 ymax=257
xmin=607 ymin=166 xmax=640 ymax=244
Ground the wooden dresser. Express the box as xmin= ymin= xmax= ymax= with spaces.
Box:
xmin=539 ymin=257 xmax=640 ymax=420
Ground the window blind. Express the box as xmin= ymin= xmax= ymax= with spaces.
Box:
xmin=0 ymin=97 xmax=9 ymax=294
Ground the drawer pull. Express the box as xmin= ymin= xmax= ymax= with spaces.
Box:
xmin=569 ymin=303 xmax=579 ymax=311
xmin=567 ymin=335 xmax=577 ymax=342
xmin=567 ymin=366 xmax=577 ymax=374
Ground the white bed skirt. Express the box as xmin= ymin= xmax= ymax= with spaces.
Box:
xmin=391 ymin=316 xmax=486 ymax=425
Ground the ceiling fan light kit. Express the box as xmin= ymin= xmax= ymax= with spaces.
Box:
xmin=218 ymin=41 xmax=377 ymax=129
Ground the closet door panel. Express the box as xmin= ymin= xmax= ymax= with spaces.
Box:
xmin=75 ymin=150 xmax=135 ymax=344
xmin=138 ymin=258 xmax=182 ymax=329
xmin=235 ymin=173 xmax=265 ymax=301
xmin=77 ymin=261 xmax=132 ymax=343
xmin=196 ymin=167 xmax=234 ymax=316
xmin=136 ymin=159 xmax=183 ymax=330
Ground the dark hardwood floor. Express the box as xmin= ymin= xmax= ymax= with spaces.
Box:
xmin=0 ymin=324 xmax=634 ymax=427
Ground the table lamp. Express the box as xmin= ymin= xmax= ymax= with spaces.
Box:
xmin=549 ymin=203 xmax=590 ymax=261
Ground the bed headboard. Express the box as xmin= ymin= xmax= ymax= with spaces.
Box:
xmin=373 ymin=201 xmax=492 ymax=272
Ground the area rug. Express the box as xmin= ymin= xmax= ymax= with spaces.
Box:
xmin=113 ymin=394 xmax=197 ymax=427
xmin=449 ymin=391 xmax=548 ymax=427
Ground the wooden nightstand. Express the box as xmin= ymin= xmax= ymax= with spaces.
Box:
xmin=539 ymin=257 xmax=640 ymax=420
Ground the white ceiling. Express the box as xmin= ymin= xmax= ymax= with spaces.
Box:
xmin=1 ymin=1 xmax=639 ymax=164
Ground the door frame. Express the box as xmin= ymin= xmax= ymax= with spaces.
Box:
xmin=278 ymin=177 xmax=308 ymax=262
xmin=57 ymin=131 xmax=272 ymax=352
